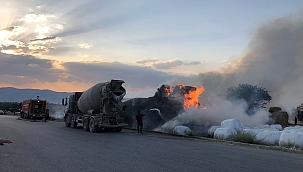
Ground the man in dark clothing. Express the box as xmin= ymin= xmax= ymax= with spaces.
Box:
xmin=45 ymin=109 xmax=49 ymax=122
xmin=136 ymin=110 xmax=145 ymax=133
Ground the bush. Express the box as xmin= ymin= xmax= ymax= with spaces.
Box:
xmin=229 ymin=132 xmax=258 ymax=144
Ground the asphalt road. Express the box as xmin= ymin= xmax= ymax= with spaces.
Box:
xmin=0 ymin=115 xmax=303 ymax=172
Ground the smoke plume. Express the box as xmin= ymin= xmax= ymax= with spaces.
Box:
xmin=200 ymin=16 xmax=303 ymax=114
xmin=161 ymin=16 xmax=303 ymax=131
xmin=160 ymin=96 xmax=269 ymax=131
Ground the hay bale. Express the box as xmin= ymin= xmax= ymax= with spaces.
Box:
xmin=269 ymin=107 xmax=289 ymax=128
xmin=269 ymin=107 xmax=282 ymax=113
xmin=214 ymin=128 xmax=237 ymax=140
xmin=173 ymin=126 xmax=192 ymax=136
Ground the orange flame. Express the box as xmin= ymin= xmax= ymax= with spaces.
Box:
xmin=182 ymin=85 xmax=205 ymax=109
xmin=163 ymin=87 xmax=171 ymax=97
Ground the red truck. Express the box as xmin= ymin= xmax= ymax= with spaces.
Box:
xmin=20 ymin=96 xmax=47 ymax=119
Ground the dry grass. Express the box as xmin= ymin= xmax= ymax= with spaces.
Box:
xmin=229 ymin=132 xmax=259 ymax=144
xmin=279 ymin=140 xmax=297 ymax=149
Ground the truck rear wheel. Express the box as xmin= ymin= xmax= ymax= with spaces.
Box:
xmin=105 ymin=128 xmax=115 ymax=132
xmin=71 ymin=115 xmax=78 ymax=128
xmin=89 ymin=118 xmax=98 ymax=133
xmin=83 ymin=117 xmax=90 ymax=131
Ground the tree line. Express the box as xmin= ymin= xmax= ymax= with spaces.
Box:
xmin=0 ymin=102 xmax=22 ymax=112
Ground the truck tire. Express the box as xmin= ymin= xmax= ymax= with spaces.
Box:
xmin=71 ymin=115 xmax=78 ymax=128
xmin=114 ymin=127 xmax=123 ymax=132
xmin=83 ymin=117 xmax=90 ymax=131
xmin=89 ymin=118 xmax=98 ymax=133
xmin=65 ymin=119 xmax=71 ymax=127
xmin=105 ymin=128 xmax=115 ymax=132
xmin=64 ymin=115 xmax=71 ymax=127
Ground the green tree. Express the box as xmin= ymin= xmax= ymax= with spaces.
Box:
xmin=0 ymin=102 xmax=22 ymax=112
xmin=226 ymin=84 xmax=272 ymax=115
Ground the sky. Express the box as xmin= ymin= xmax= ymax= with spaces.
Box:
xmin=1 ymin=0 xmax=303 ymax=111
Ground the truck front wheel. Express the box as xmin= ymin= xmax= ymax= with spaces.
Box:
xmin=64 ymin=115 xmax=71 ymax=127
xmin=71 ymin=115 xmax=78 ymax=128
xmin=89 ymin=118 xmax=98 ymax=133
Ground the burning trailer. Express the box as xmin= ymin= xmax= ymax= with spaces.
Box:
xmin=120 ymin=84 xmax=205 ymax=130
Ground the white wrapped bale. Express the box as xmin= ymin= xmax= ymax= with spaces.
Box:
xmin=243 ymin=128 xmax=259 ymax=135
xmin=221 ymin=118 xmax=243 ymax=132
xmin=283 ymin=126 xmax=303 ymax=132
xmin=207 ymin=126 xmax=221 ymax=137
xmin=214 ymin=128 xmax=237 ymax=140
xmin=270 ymin=124 xmax=282 ymax=131
xmin=271 ymin=131 xmax=282 ymax=145
xmin=279 ymin=132 xmax=303 ymax=148
xmin=173 ymin=126 xmax=192 ymax=136
xmin=255 ymin=131 xmax=276 ymax=145
xmin=254 ymin=124 xmax=270 ymax=129
xmin=263 ymin=128 xmax=279 ymax=132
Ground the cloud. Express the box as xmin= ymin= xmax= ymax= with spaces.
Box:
xmin=79 ymin=43 xmax=94 ymax=49
xmin=20 ymin=13 xmax=55 ymax=23
xmin=30 ymin=36 xmax=58 ymax=42
xmin=152 ymin=59 xmax=201 ymax=69
xmin=61 ymin=61 xmax=176 ymax=89
xmin=135 ymin=58 xmax=158 ymax=64
xmin=0 ymin=11 xmax=63 ymax=57
xmin=0 ymin=52 xmax=180 ymax=96
xmin=186 ymin=61 xmax=201 ymax=65
xmin=0 ymin=53 xmax=58 ymax=84
xmin=1 ymin=26 xmax=15 ymax=32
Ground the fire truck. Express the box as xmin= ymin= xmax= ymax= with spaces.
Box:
xmin=20 ymin=96 xmax=47 ymax=119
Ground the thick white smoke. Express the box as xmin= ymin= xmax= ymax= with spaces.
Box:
xmin=160 ymin=95 xmax=269 ymax=131
xmin=199 ymin=16 xmax=303 ymax=114
xmin=161 ymin=15 xmax=303 ymax=131
xmin=234 ymin=17 xmax=303 ymax=111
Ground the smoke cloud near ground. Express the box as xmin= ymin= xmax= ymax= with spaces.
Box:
xmin=161 ymin=15 xmax=303 ymax=130
xmin=160 ymin=96 xmax=269 ymax=131
xmin=200 ymin=16 xmax=303 ymax=114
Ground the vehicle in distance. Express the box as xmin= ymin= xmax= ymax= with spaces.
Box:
xmin=20 ymin=96 xmax=47 ymax=119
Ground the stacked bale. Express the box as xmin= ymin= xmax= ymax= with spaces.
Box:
xmin=268 ymin=107 xmax=289 ymax=128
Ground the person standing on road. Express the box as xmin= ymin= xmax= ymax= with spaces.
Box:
xmin=136 ymin=110 xmax=145 ymax=133
xmin=45 ymin=109 xmax=49 ymax=122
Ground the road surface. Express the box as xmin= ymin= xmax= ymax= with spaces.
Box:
xmin=0 ymin=115 xmax=302 ymax=172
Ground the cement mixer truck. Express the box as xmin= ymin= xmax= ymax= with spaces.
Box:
xmin=62 ymin=80 xmax=127 ymax=132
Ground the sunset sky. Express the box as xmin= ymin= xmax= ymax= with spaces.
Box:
xmin=1 ymin=0 xmax=303 ymax=98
